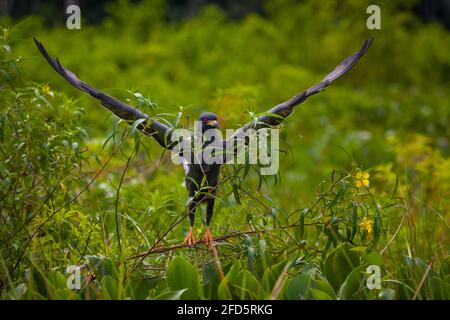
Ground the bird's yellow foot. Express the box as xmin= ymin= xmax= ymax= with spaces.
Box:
xmin=183 ymin=227 xmax=196 ymax=246
xmin=203 ymin=227 xmax=214 ymax=246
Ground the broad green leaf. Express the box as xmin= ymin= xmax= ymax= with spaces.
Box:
xmin=101 ymin=275 xmax=120 ymax=300
xmin=362 ymin=251 xmax=384 ymax=267
xmin=218 ymin=261 xmax=241 ymax=300
xmin=236 ymin=270 xmax=264 ymax=300
xmin=46 ymin=270 xmax=68 ymax=291
xmin=262 ymin=260 xmax=288 ymax=292
xmin=286 ymin=272 xmax=313 ymax=300
xmin=29 ymin=267 xmax=48 ymax=298
xmin=338 ymin=265 xmax=369 ymax=300
xmin=314 ymin=279 xmax=336 ymax=299
xmin=218 ymin=261 xmax=264 ymax=299
xmin=126 ymin=276 xmax=161 ymax=300
xmin=202 ymin=263 xmax=222 ymax=300
xmin=310 ymin=288 xmax=333 ymax=300
xmin=167 ymin=256 xmax=202 ymax=300
xmin=324 ymin=243 xmax=360 ymax=291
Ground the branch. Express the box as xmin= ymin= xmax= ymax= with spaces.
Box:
xmin=129 ymin=222 xmax=321 ymax=259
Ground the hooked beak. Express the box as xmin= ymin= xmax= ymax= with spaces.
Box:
xmin=206 ymin=120 xmax=218 ymax=127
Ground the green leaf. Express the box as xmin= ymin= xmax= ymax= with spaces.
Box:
xmin=254 ymin=111 xmax=285 ymax=120
xmin=218 ymin=261 xmax=264 ymax=299
xmin=392 ymin=172 xmax=399 ymax=197
xmin=314 ymin=279 xmax=336 ymax=299
xmin=362 ymin=251 xmax=384 ymax=267
xmin=286 ymin=272 xmax=313 ymax=300
xmin=428 ymin=275 xmax=450 ymax=300
xmin=373 ymin=214 xmax=382 ymax=244
xmin=351 ymin=205 xmax=358 ymax=241
xmin=101 ymin=275 xmax=120 ymax=300
xmin=310 ymin=288 xmax=333 ymax=300
xmin=378 ymin=288 xmax=396 ymax=300
xmin=126 ymin=276 xmax=161 ymax=299
xmin=262 ymin=260 xmax=288 ymax=293
xmin=440 ymin=256 xmax=450 ymax=277
xmin=167 ymin=256 xmax=202 ymax=300
xmin=152 ymin=288 xmax=187 ymax=300
xmin=235 ymin=270 xmax=264 ymax=300
xmin=286 ymin=268 xmax=336 ymax=300
xmin=299 ymin=209 xmax=306 ymax=238
xmin=46 ymin=270 xmax=68 ymax=291
xmin=232 ymin=183 xmax=241 ymax=204
xmin=338 ymin=265 xmax=369 ymax=300
xmin=202 ymin=263 xmax=222 ymax=300
xmin=324 ymin=243 xmax=361 ymax=291
xmin=85 ymin=255 xmax=118 ymax=281
xmin=247 ymin=246 xmax=255 ymax=272
xmin=218 ymin=261 xmax=242 ymax=300
xmin=29 ymin=267 xmax=48 ymax=298
xmin=130 ymin=118 xmax=147 ymax=137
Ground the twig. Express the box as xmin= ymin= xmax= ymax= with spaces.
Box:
xmin=380 ymin=198 xmax=412 ymax=255
xmin=115 ymin=148 xmax=134 ymax=255
xmin=129 ymin=232 xmax=248 ymax=258
xmin=10 ymin=149 xmax=118 ymax=276
xmin=129 ymin=166 xmax=246 ymax=272
xmin=412 ymin=258 xmax=434 ymax=300
xmin=270 ymin=260 xmax=292 ymax=300
xmin=129 ymin=222 xmax=321 ymax=259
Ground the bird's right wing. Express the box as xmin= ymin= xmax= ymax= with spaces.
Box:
xmin=34 ymin=38 xmax=174 ymax=149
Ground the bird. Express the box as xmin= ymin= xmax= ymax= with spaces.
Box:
xmin=33 ymin=37 xmax=373 ymax=247
xmin=181 ymin=111 xmax=221 ymax=245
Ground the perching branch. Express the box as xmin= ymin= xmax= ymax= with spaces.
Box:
xmin=129 ymin=222 xmax=322 ymax=259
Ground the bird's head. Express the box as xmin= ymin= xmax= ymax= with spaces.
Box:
xmin=198 ymin=112 xmax=219 ymax=132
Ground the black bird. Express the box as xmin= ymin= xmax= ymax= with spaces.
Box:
xmin=33 ymin=37 xmax=372 ymax=246
xmin=182 ymin=111 xmax=221 ymax=245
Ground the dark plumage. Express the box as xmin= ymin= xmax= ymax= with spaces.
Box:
xmin=33 ymin=37 xmax=372 ymax=246
xmin=183 ymin=112 xmax=221 ymax=244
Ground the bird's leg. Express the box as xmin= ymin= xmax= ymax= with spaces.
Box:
xmin=183 ymin=201 xmax=197 ymax=245
xmin=183 ymin=227 xmax=195 ymax=246
xmin=203 ymin=198 xmax=215 ymax=246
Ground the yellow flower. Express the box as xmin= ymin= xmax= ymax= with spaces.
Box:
xmin=42 ymin=84 xmax=54 ymax=97
xmin=359 ymin=217 xmax=373 ymax=234
xmin=355 ymin=171 xmax=370 ymax=188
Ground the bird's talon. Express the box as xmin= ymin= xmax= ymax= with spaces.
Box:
xmin=203 ymin=227 xmax=214 ymax=246
xmin=183 ymin=228 xmax=196 ymax=246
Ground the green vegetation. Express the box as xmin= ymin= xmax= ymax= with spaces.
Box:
xmin=0 ymin=0 xmax=449 ymax=300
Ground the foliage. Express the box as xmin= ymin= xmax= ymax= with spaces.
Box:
xmin=0 ymin=0 xmax=449 ymax=300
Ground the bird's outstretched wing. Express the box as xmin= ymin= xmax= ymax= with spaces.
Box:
xmin=225 ymin=38 xmax=373 ymax=148
xmin=33 ymin=38 xmax=173 ymax=149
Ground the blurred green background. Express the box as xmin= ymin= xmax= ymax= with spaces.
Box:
xmin=3 ymin=0 xmax=450 ymax=198
xmin=0 ymin=0 xmax=449 ymax=300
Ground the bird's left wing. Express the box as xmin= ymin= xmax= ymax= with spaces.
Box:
xmin=224 ymin=38 xmax=373 ymax=150
xmin=34 ymin=38 xmax=174 ymax=149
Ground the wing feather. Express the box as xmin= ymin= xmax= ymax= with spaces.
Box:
xmin=34 ymin=38 xmax=173 ymax=149
xmin=226 ymin=38 xmax=373 ymax=148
